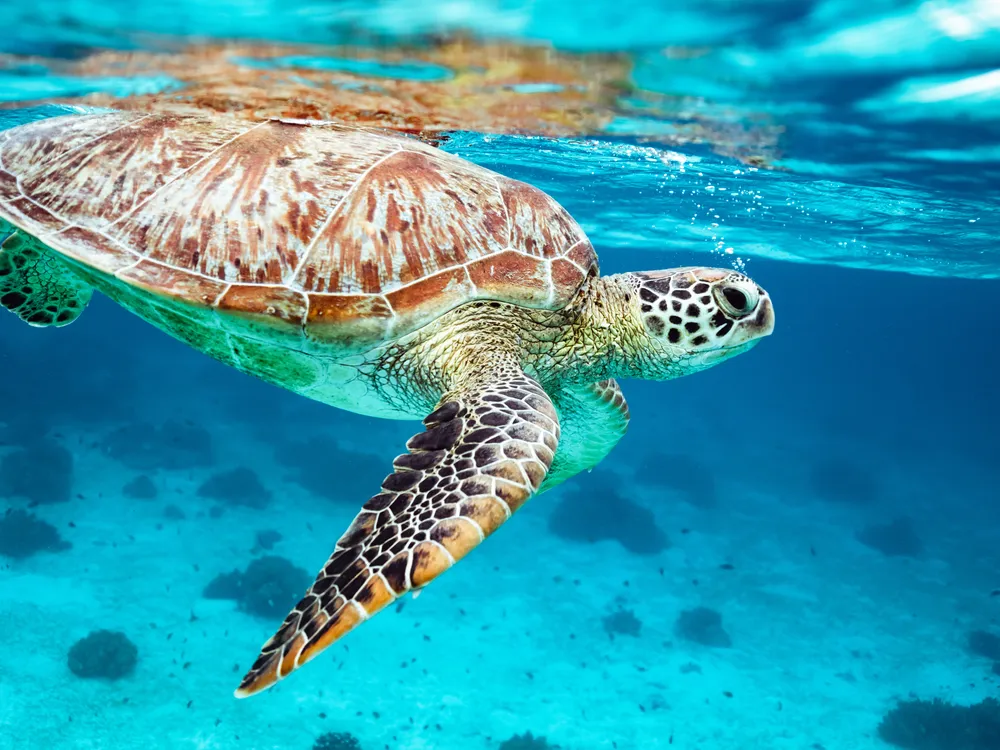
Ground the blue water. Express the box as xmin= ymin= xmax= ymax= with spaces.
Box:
xmin=1 ymin=2 xmax=999 ymax=749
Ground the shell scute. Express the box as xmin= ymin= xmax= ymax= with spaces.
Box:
xmin=0 ymin=168 xmax=19 ymax=202
xmin=566 ymin=239 xmax=599 ymax=274
xmin=306 ymin=293 xmax=393 ymax=348
xmin=383 ymin=266 xmax=476 ymax=332
xmin=54 ymin=226 xmax=137 ymax=275
xmin=0 ymin=112 xmax=138 ymax=179
xmin=22 ymin=114 xmax=252 ymax=231
xmin=117 ymin=260 xmax=228 ymax=306
xmin=499 ymin=176 xmax=588 ymax=260
xmin=551 ymin=257 xmax=589 ymax=293
xmin=296 ymin=148 xmax=508 ymax=295
xmin=466 ymin=250 xmax=551 ymax=306
xmin=0 ymin=195 xmax=67 ymax=237
xmin=217 ymin=284 xmax=308 ymax=334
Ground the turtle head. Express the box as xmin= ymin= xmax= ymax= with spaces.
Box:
xmin=626 ymin=267 xmax=774 ymax=378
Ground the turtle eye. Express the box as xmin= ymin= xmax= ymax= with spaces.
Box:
xmin=724 ymin=287 xmax=747 ymax=310
xmin=715 ymin=284 xmax=757 ymax=317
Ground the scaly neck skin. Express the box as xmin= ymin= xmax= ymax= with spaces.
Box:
xmin=525 ymin=273 xmax=654 ymax=385
xmin=369 ymin=274 xmax=656 ymax=413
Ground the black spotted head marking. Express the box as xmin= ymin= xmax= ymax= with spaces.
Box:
xmin=630 ymin=266 xmax=774 ymax=374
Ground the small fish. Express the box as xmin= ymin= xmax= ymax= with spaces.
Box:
xmin=990 ymin=589 xmax=999 ymax=597
xmin=719 ymin=564 xmax=735 ymax=571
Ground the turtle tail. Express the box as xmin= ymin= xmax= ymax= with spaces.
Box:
xmin=0 ymin=224 xmax=92 ymax=328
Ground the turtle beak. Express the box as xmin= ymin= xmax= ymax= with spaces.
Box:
xmin=710 ymin=292 xmax=773 ymax=359
xmin=754 ymin=295 xmax=775 ymax=338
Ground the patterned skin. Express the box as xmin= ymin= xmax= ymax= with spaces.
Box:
xmin=0 ymin=112 xmax=775 ymax=697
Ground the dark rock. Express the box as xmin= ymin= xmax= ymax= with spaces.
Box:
xmin=810 ymin=458 xmax=878 ymax=505
xmin=203 ymin=570 xmax=244 ymax=600
xmin=241 ymin=556 xmax=310 ymax=617
xmin=877 ymin=697 xmax=1000 ymax=749
xmin=498 ymin=732 xmax=559 ymax=749
xmin=856 ymin=517 xmax=923 ymax=557
xmin=254 ymin=529 xmax=283 ymax=552
xmin=0 ymin=508 xmax=71 ymax=559
xmin=675 ymin=607 xmax=732 ymax=648
xmin=102 ymin=424 xmax=156 ymax=469
xmin=163 ymin=504 xmax=186 ymax=520
xmin=549 ymin=471 xmax=668 ymax=556
xmin=312 ymin=733 xmax=362 ymax=750
xmin=67 ymin=630 xmax=137 ymax=680
xmin=197 ymin=467 xmax=270 ymax=509
xmin=635 ymin=452 xmax=716 ymax=508
xmin=969 ymin=630 xmax=1000 ymax=661
xmin=122 ymin=474 xmax=157 ymax=500
xmin=103 ymin=421 xmax=213 ymax=471
xmin=602 ymin=608 xmax=642 ymax=639
xmin=0 ymin=440 xmax=73 ymax=504
xmin=202 ymin=555 xmax=310 ymax=619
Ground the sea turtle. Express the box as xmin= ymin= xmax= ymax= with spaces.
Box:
xmin=0 ymin=112 xmax=774 ymax=697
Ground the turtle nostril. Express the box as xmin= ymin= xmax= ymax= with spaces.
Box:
xmin=722 ymin=286 xmax=749 ymax=313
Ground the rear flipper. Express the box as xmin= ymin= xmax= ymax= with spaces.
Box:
xmin=0 ymin=228 xmax=92 ymax=327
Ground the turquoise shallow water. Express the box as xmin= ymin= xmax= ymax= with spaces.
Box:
xmin=0 ymin=2 xmax=999 ymax=750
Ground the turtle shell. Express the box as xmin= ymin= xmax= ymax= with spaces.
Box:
xmin=0 ymin=112 xmax=597 ymax=351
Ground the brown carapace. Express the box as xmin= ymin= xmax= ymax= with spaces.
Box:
xmin=0 ymin=112 xmax=596 ymax=349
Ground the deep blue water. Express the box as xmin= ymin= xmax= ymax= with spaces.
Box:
xmin=1 ymin=2 xmax=999 ymax=750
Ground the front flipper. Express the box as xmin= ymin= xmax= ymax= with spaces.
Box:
xmin=235 ymin=371 xmax=559 ymax=697
xmin=0 ymin=228 xmax=92 ymax=327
